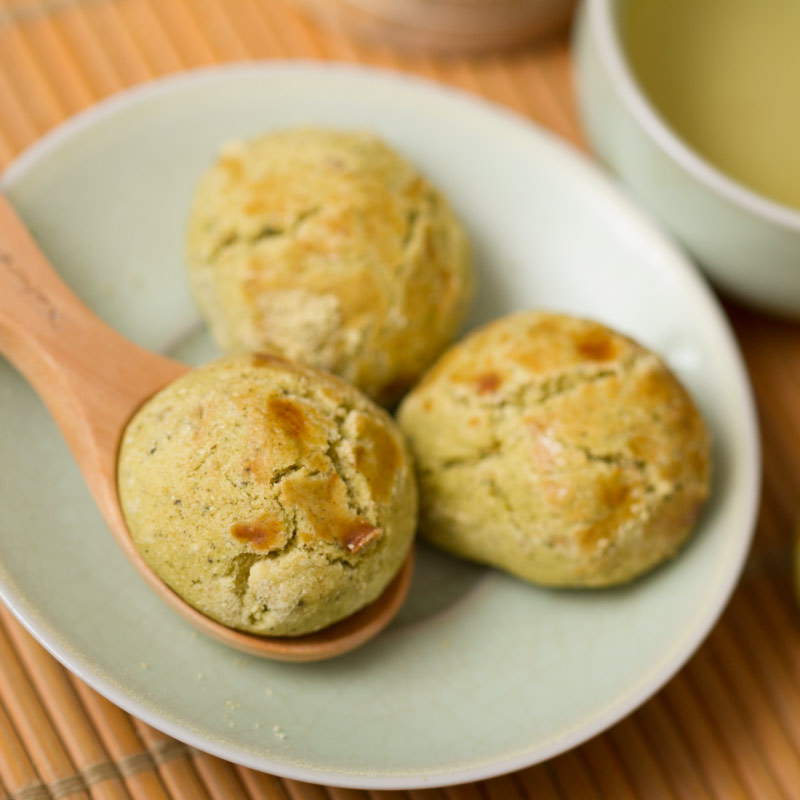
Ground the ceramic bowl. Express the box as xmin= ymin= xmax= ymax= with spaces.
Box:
xmin=0 ymin=64 xmax=759 ymax=788
xmin=574 ymin=0 xmax=800 ymax=317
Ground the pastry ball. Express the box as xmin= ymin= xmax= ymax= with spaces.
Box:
xmin=397 ymin=311 xmax=711 ymax=587
xmin=186 ymin=128 xmax=472 ymax=405
xmin=118 ymin=353 xmax=417 ymax=636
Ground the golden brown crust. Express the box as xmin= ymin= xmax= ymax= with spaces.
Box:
xmin=118 ymin=354 xmax=417 ymax=636
xmin=186 ymin=128 xmax=473 ymax=405
xmin=397 ymin=311 xmax=712 ymax=587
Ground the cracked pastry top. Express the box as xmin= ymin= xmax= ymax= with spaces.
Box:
xmin=397 ymin=311 xmax=712 ymax=587
xmin=117 ymin=352 xmax=417 ymax=636
xmin=186 ymin=128 xmax=473 ymax=406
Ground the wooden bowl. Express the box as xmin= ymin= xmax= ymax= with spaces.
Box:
xmin=288 ymin=0 xmax=576 ymax=54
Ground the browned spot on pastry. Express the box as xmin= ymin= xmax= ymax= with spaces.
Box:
xmin=231 ymin=517 xmax=288 ymax=551
xmin=509 ymin=318 xmax=624 ymax=373
xmin=281 ymin=472 xmax=346 ymax=544
xmin=352 ymin=415 xmax=401 ymax=504
xmin=243 ymin=198 xmax=266 ymax=215
xmin=573 ymin=326 xmax=621 ymax=362
xmin=635 ymin=365 xmax=678 ymax=406
xmin=266 ymin=396 xmax=307 ymax=441
xmin=600 ymin=472 xmax=633 ymax=509
xmin=527 ymin=317 xmax=563 ymax=337
xmin=220 ymin=155 xmax=243 ymax=180
xmin=329 ymin=271 xmax=384 ymax=319
xmin=475 ymin=371 xmax=502 ymax=394
xmin=280 ymin=471 xmax=383 ymax=551
xmin=305 ymin=450 xmax=331 ymax=474
xmin=251 ymin=352 xmax=291 ymax=368
xmin=243 ymin=458 xmax=269 ymax=484
xmin=509 ymin=345 xmax=550 ymax=373
xmin=342 ymin=520 xmax=383 ymax=553
xmin=628 ymin=433 xmax=658 ymax=462
xmin=579 ymin=471 xmax=636 ymax=550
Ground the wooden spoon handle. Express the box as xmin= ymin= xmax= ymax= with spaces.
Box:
xmin=0 ymin=193 xmax=183 ymax=515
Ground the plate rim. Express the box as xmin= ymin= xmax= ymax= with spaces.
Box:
xmin=0 ymin=60 xmax=761 ymax=789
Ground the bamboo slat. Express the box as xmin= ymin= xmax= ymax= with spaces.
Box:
xmin=67 ymin=678 xmax=171 ymax=800
xmin=0 ymin=698 xmax=45 ymax=800
xmin=515 ymin=764 xmax=566 ymax=800
xmin=483 ymin=775 xmax=525 ymax=800
xmin=605 ymin=716 xmax=678 ymax=800
xmin=236 ymin=768 xmax=291 ymax=800
xmin=281 ymin=780 xmax=330 ymax=800
xmin=0 ymin=605 xmax=129 ymax=800
xmin=191 ymin=751 xmax=253 ymax=800
xmin=327 ymin=787 xmax=368 ymax=800
xmin=129 ymin=722 xmax=208 ymax=800
xmin=545 ymin=751 xmax=602 ymax=800
xmin=0 ymin=615 xmax=88 ymax=800
xmin=574 ymin=736 xmax=638 ymax=800
xmin=441 ymin=786 xmax=483 ymax=800
xmin=627 ymin=695 xmax=710 ymax=800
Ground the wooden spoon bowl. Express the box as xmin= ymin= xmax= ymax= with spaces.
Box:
xmin=0 ymin=194 xmax=413 ymax=662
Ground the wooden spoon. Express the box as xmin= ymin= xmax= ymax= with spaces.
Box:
xmin=0 ymin=193 xmax=413 ymax=662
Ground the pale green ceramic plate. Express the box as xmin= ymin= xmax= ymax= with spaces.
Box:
xmin=0 ymin=64 xmax=759 ymax=789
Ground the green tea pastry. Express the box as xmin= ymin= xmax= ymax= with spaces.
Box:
xmin=397 ymin=311 xmax=711 ymax=587
xmin=118 ymin=353 xmax=417 ymax=636
xmin=187 ymin=128 xmax=472 ymax=405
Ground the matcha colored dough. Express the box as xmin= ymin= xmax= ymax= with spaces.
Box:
xmin=186 ymin=128 xmax=473 ymax=405
xmin=118 ymin=353 xmax=417 ymax=636
xmin=397 ymin=311 xmax=712 ymax=588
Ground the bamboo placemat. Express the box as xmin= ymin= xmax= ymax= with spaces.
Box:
xmin=1 ymin=1 xmax=799 ymax=798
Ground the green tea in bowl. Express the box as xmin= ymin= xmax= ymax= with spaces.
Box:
xmin=621 ymin=0 xmax=800 ymax=211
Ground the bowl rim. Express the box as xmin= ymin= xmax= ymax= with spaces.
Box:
xmin=590 ymin=0 xmax=800 ymax=233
